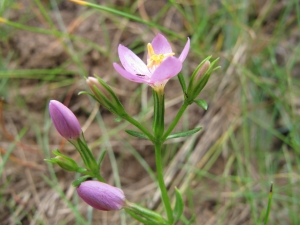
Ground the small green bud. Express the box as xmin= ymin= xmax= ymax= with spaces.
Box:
xmin=86 ymin=76 xmax=126 ymax=116
xmin=86 ymin=77 xmax=110 ymax=103
xmin=187 ymin=57 xmax=219 ymax=102
xmin=194 ymin=60 xmax=210 ymax=82
xmin=45 ymin=150 xmax=79 ymax=172
xmin=60 ymin=156 xmax=79 ymax=171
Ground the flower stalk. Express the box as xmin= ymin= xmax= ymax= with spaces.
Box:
xmin=154 ymin=142 xmax=173 ymax=224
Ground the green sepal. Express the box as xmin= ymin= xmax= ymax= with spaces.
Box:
xmin=125 ymin=201 xmax=168 ymax=225
xmin=78 ymin=91 xmax=93 ymax=96
xmin=125 ymin=130 xmax=149 ymax=139
xmin=177 ymin=72 xmax=187 ymax=93
xmin=76 ymin=167 xmax=89 ymax=174
xmin=72 ymin=175 xmax=91 ymax=187
xmin=189 ymin=56 xmax=212 ymax=82
xmin=193 ymin=99 xmax=208 ymax=110
xmin=95 ymin=76 xmax=127 ymax=116
xmin=98 ymin=150 xmax=106 ymax=165
xmin=173 ymin=187 xmax=184 ymax=223
xmin=86 ymin=76 xmax=127 ymax=117
xmin=166 ymin=127 xmax=202 ymax=140
xmin=71 ymin=138 xmax=98 ymax=176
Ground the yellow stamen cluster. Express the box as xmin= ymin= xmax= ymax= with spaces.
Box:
xmin=147 ymin=43 xmax=174 ymax=69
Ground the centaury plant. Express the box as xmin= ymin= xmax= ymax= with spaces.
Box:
xmin=46 ymin=32 xmax=219 ymax=225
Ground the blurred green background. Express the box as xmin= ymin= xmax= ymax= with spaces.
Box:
xmin=0 ymin=0 xmax=299 ymax=224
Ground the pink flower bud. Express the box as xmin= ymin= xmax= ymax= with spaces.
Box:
xmin=77 ymin=181 xmax=126 ymax=211
xmin=49 ymin=100 xmax=82 ymax=140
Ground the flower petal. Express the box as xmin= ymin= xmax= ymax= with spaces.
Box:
xmin=113 ymin=63 xmax=148 ymax=84
xmin=178 ymin=37 xmax=190 ymax=63
xmin=151 ymin=33 xmax=173 ymax=55
xmin=118 ymin=44 xmax=151 ymax=76
xmin=150 ymin=57 xmax=182 ymax=84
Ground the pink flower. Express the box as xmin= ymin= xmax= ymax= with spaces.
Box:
xmin=113 ymin=34 xmax=190 ymax=91
xmin=77 ymin=181 xmax=126 ymax=211
xmin=49 ymin=100 xmax=82 ymax=140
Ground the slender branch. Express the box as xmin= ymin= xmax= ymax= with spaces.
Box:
xmin=155 ymin=143 xmax=173 ymax=224
xmin=162 ymin=101 xmax=189 ymax=141
xmin=122 ymin=113 xmax=155 ymax=142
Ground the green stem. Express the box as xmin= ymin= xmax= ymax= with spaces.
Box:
xmin=155 ymin=142 xmax=173 ymax=224
xmin=153 ymin=89 xmax=165 ymax=138
xmin=162 ymin=101 xmax=189 ymax=141
xmin=122 ymin=113 xmax=155 ymax=142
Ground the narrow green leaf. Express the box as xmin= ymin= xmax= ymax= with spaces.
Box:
xmin=0 ymin=69 xmax=76 ymax=78
xmin=125 ymin=209 xmax=157 ymax=225
xmin=264 ymin=183 xmax=273 ymax=225
xmin=125 ymin=130 xmax=149 ymax=139
xmin=167 ymin=127 xmax=202 ymax=139
xmin=173 ymin=187 xmax=184 ymax=222
xmin=193 ymin=99 xmax=208 ymax=110
xmin=125 ymin=202 xmax=168 ymax=225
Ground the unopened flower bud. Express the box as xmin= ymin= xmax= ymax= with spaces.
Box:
xmin=195 ymin=60 xmax=210 ymax=81
xmin=86 ymin=76 xmax=126 ymax=116
xmin=77 ymin=181 xmax=126 ymax=211
xmin=49 ymin=100 xmax=82 ymax=140
xmin=45 ymin=150 xmax=80 ymax=172
xmin=46 ymin=155 xmax=79 ymax=171
xmin=86 ymin=77 xmax=110 ymax=102
xmin=186 ymin=57 xmax=219 ymax=103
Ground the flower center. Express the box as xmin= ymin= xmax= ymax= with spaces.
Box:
xmin=147 ymin=43 xmax=174 ymax=69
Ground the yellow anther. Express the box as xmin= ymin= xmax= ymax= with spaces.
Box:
xmin=147 ymin=43 xmax=155 ymax=57
xmin=147 ymin=43 xmax=174 ymax=69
